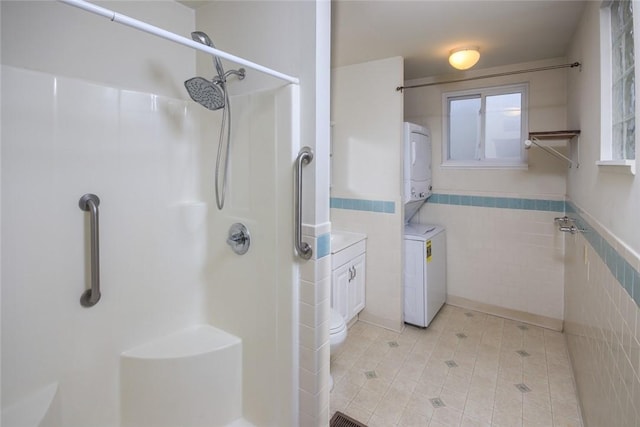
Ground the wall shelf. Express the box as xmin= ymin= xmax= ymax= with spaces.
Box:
xmin=525 ymin=130 xmax=581 ymax=168
xmin=528 ymin=130 xmax=581 ymax=140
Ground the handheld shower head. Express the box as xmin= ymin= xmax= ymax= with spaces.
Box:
xmin=186 ymin=29 xmax=247 ymax=210
xmin=184 ymin=77 xmax=225 ymax=111
xmin=191 ymin=31 xmax=225 ymax=80
xmin=191 ymin=31 xmax=212 ymax=47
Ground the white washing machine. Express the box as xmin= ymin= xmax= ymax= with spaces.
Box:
xmin=404 ymin=223 xmax=447 ymax=328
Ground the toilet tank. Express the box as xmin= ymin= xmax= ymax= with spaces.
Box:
xmin=403 ymin=122 xmax=432 ymax=204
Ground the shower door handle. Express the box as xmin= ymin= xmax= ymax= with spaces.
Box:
xmin=79 ymin=193 xmax=101 ymax=307
xmin=295 ymin=147 xmax=314 ymax=260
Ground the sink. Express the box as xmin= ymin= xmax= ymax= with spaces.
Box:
xmin=331 ymin=230 xmax=367 ymax=254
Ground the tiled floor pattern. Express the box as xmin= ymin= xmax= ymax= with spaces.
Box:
xmin=330 ymin=305 xmax=583 ymax=427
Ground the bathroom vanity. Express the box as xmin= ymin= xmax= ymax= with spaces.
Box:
xmin=331 ymin=231 xmax=367 ymax=324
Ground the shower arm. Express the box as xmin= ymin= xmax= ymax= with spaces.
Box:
xmin=58 ymin=0 xmax=298 ymax=84
xmin=211 ymin=69 xmax=246 ymax=84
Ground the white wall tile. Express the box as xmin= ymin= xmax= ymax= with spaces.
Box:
xmin=417 ymin=203 xmax=565 ymax=321
xmin=565 ymin=218 xmax=640 ymax=426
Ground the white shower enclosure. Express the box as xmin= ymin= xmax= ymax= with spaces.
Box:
xmin=0 ymin=1 xmax=320 ymax=426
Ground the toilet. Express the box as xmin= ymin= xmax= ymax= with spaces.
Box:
xmin=329 ymin=308 xmax=348 ymax=391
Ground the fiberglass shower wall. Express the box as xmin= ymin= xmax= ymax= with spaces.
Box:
xmin=2 ymin=1 xmax=327 ymax=425
xmin=2 ymin=1 xmax=239 ymax=425
xmin=202 ymin=85 xmax=299 ymax=426
xmin=195 ymin=2 xmax=332 ymax=425
xmin=1 ymin=2 xmax=207 ymax=425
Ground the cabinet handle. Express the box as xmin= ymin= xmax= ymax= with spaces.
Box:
xmin=353 ymin=266 xmax=357 ymax=279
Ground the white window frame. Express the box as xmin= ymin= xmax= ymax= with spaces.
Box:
xmin=599 ymin=0 xmax=638 ymax=170
xmin=442 ymin=83 xmax=529 ymax=169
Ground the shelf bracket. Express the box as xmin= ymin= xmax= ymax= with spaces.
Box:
xmin=524 ymin=130 xmax=580 ymax=168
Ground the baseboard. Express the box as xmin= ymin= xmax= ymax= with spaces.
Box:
xmin=446 ymin=295 xmax=564 ymax=332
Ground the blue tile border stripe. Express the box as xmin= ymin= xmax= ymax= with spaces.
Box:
xmin=428 ymin=193 xmax=565 ymax=212
xmin=566 ymin=201 xmax=640 ymax=307
xmin=330 ymin=194 xmax=564 ymax=214
xmin=330 ymin=197 xmax=395 ymax=214
xmin=316 ymin=233 xmax=331 ymax=259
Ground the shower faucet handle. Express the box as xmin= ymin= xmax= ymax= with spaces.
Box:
xmin=227 ymin=223 xmax=250 ymax=255
xmin=227 ymin=231 xmax=246 ymax=243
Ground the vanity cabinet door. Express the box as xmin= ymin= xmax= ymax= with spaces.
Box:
xmin=348 ymin=253 xmax=366 ymax=321
xmin=331 ymin=262 xmax=350 ymax=321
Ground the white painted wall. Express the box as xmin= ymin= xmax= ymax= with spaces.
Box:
xmin=566 ymin=1 xmax=640 ymax=255
xmin=405 ymin=59 xmax=570 ymax=324
xmin=564 ymin=3 xmax=640 ymax=425
xmin=331 ymin=57 xmax=405 ymax=331
xmin=405 ymin=58 xmax=570 ymax=198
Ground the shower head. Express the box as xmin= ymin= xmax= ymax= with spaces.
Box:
xmin=191 ymin=31 xmax=212 ymax=47
xmin=184 ymin=77 xmax=225 ymax=111
xmin=191 ymin=31 xmax=225 ymax=80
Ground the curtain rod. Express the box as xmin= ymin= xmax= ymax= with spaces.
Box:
xmin=396 ymin=62 xmax=581 ymax=92
xmin=58 ymin=0 xmax=300 ymax=85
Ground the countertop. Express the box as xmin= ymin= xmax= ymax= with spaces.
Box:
xmin=331 ymin=230 xmax=367 ymax=254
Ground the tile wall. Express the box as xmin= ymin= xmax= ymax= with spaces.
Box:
xmin=416 ymin=193 xmax=566 ymax=327
xmin=331 ymin=206 xmax=405 ymax=332
xmin=564 ymin=201 xmax=640 ymax=427
xmin=330 ymin=198 xmax=396 ymax=214
xmin=299 ymin=222 xmax=333 ymax=426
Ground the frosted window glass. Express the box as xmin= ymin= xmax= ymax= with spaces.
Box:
xmin=448 ymin=97 xmax=480 ymax=160
xmin=485 ymin=93 xmax=522 ymax=160
xmin=445 ymin=84 xmax=526 ymax=166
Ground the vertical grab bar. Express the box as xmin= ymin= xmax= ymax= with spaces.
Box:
xmin=79 ymin=193 xmax=101 ymax=307
xmin=295 ymin=147 xmax=314 ymax=260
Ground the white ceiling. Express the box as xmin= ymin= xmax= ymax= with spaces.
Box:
xmin=179 ymin=1 xmax=587 ymax=81
xmin=332 ymin=0 xmax=587 ymax=80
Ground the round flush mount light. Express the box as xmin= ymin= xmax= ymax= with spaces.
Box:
xmin=448 ymin=47 xmax=480 ymax=70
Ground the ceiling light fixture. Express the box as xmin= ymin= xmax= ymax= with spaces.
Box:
xmin=448 ymin=47 xmax=480 ymax=70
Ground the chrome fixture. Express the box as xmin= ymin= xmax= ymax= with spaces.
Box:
xmin=227 ymin=223 xmax=250 ymax=255
xmin=554 ymin=216 xmax=587 ymax=234
xmin=79 ymin=193 xmax=101 ymax=307
xmin=348 ymin=266 xmax=357 ymax=282
xmin=185 ymin=30 xmax=246 ymax=210
xmin=295 ymin=147 xmax=314 ymax=260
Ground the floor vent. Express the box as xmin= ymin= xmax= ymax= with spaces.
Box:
xmin=330 ymin=411 xmax=368 ymax=427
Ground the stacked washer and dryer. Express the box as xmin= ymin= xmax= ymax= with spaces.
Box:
xmin=403 ymin=123 xmax=447 ymax=328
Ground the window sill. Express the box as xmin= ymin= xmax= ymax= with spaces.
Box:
xmin=596 ymin=160 xmax=636 ymax=175
xmin=441 ymin=161 xmax=529 ymax=170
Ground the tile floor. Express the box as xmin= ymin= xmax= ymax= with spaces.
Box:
xmin=330 ymin=305 xmax=583 ymax=427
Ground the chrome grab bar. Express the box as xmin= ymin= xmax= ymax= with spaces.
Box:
xmin=79 ymin=193 xmax=101 ymax=307
xmin=295 ymin=147 xmax=314 ymax=260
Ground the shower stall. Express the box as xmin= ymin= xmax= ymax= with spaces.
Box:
xmin=1 ymin=1 xmax=331 ymax=426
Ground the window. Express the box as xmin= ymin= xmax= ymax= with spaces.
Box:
xmin=602 ymin=0 xmax=636 ymax=161
xmin=443 ymin=84 xmax=528 ymax=168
